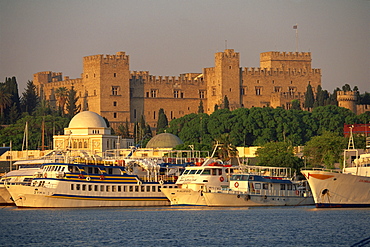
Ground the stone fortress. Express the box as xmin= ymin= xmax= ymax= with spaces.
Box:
xmin=33 ymin=49 xmax=322 ymax=130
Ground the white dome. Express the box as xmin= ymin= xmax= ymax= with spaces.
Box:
xmin=68 ymin=111 xmax=107 ymax=128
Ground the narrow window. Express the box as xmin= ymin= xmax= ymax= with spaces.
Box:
xmin=71 ymin=184 xmax=74 ymax=190
xmin=113 ymin=112 xmax=117 ymax=118
xmin=113 ymin=101 xmax=117 ymax=106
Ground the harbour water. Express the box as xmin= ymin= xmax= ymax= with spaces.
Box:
xmin=1 ymin=206 xmax=369 ymax=247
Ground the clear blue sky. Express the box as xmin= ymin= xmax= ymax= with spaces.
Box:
xmin=0 ymin=0 xmax=369 ymax=93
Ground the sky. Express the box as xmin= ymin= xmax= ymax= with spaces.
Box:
xmin=0 ymin=0 xmax=369 ymax=94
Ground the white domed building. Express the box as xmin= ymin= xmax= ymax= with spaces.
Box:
xmin=53 ymin=111 xmax=134 ymax=155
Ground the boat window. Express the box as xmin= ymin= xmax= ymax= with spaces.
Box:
xmin=68 ymin=166 xmax=73 ymax=172
xmin=152 ymin=186 xmax=156 ymax=192
xmin=158 ymin=186 xmax=161 ymax=192
xmin=106 ymin=185 xmax=110 ymax=192
xmin=195 ymin=170 xmax=202 ymax=174
xmin=123 ymin=186 xmax=126 ymax=192
xmin=108 ymin=168 xmax=113 ymax=174
xmin=88 ymin=167 xmax=93 ymax=174
xmin=287 ymin=184 xmax=293 ymax=190
xmin=94 ymin=168 xmax=99 ymax=174
xmin=129 ymin=186 xmax=133 ymax=192
xmin=82 ymin=184 xmax=86 ymax=191
xmin=241 ymin=175 xmax=249 ymax=181
xmin=71 ymin=184 xmax=74 ymax=190
xmin=201 ymin=169 xmax=211 ymax=175
xmin=182 ymin=170 xmax=190 ymax=175
xmin=118 ymin=186 xmax=121 ymax=192
xmin=280 ymin=184 xmax=286 ymax=190
xmin=218 ymin=169 xmax=222 ymax=175
xmin=141 ymin=186 xmax=145 ymax=192
xmin=146 ymin=186 xmax=150 ymax=192
xmin=88 ymin=185 xmax=92 ymax=191
xmin=135 ymin=186 xmax=139 ymax=192
xmin=61 ymin=167 xmax=65 ymax=172
xmin=76 ymin=184 xmax=81 ymax=190
xmin=212 ymin=169 xmax=217 ymax=175
xmin=189 ymin=170 xmax=197 ymax=174
xmin=94 ymin=185 xmax=98 ymax=191
xmin=112 ymin=186 xmax=116 ymax=192
xmin=100 ymin=185 xmax=104 ymax=192
xmin=255 ymin=183 xmax=261 ymax=189
xmin=262 ymin=183 xmax=268 ymax=190
xmin=231 ymin=175 xmax=241 ymax=181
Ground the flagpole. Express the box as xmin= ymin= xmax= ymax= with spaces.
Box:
xmin=294 ymin=24 xmax=298 ymax=52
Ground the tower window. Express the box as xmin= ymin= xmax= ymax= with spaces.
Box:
xmin=174 ymin=90 xmax=179 ymax=98
xmin=199 ymin=91 xmax=205 ymax=99
xmin=113 ymin=101 xmax=117 ymax=106
xmin=114 ymin=73 xmax=117 ymax=77
xmin=151 ymin=89 xmax=158 ymax=98
xmin=112 ymin=86 xmax=119 ymax=95
xmin=113 ymin=112 xmax=117 ymax=118
xmin=255 ymin=87 xmax=262 ymax=96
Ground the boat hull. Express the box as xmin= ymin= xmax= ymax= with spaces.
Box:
xmin=203 ymin=192 xmax=314 ymax=207
xmin=301 ymin=170 xmax=370 ymax=208
xmin=6 ymin=181 xmax=170 ymax=208
xmin=0 ymin=185 xmax=15 ymax=206
xmin=161 ymin=188 xmax=207 ymax=206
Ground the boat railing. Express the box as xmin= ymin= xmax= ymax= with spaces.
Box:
xmin=301 ymin=168 xmax=342 ymax=173
xmin=211 ymin=187 xmax=310 ymax=197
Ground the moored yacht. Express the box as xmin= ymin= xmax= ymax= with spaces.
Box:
xmin=5 ymin=162 xmax=181 ymax=208
xmin=301 ymin=152 xmax=370 ymax=208
xmin=161 ymin=159 xmax=240 ymax=206
xmin=203 ymin=166 xmax=314 ymax=207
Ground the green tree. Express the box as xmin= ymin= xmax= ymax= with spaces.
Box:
xmin=303 ymin=131 xmax=347 ymax=168
xmin=21 ymin=80 xmax=39 ymax=115
xmin=198 ymin=100 xmax=204 ymax=114
xmin=55 ymin=87 xmax=69 ymax=115
xmin=291 ymin=99 xmax=301 ymax=110
xmin=156 ymin=108 xmax=168 ymax=134
xmin=255 ymin=141 xmax=303 ymax=171
xmin=0 ymin=84 xmax=11 ymax=120
xmin=223 ymin=95 xmax=230 ymax=110
xmin=65 ymin=87 xmax=80 ymax=119
xmin=304 ymin=83 xmax=315 ymax=110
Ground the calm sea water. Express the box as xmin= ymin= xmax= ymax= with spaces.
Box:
xmin=0 ymin=206 xmax=369 ymax=247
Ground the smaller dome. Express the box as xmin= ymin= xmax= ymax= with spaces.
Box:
xmin=68 ymin=111 xmax=107 ymax=128
xmin=146 ymin=133 xmax=184 ymax=148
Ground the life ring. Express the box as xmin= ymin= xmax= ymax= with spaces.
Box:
xmin=86 ymin=176 xmax=91 ymax=181
xmin=137 ymin=180 xmax=142 ymax=185
xmin=100 ymin=175 xmax=105 ymax=180
xmin=219 ymin=176 xmax=224 ymax=182
xmin=159 ymin=180 xmax=164 ymax=185
xmin=234 ymin=182 xmax=239 ymax=188
xmin=78 ymin=174 xmax=84 ymax=179
xmin=295 ymin=190 xmax=299 ymax=195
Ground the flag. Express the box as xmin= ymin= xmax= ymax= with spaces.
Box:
xmin=293 ymin=24 xmax=298 ymax=29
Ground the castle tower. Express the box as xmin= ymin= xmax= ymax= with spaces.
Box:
xmin=260 ymin=51 xmax=312 ymax=71
xmin=337 ymin=91 xmax=357 ymax=114
xmin=82 ymin=52 xmax=130 ymax=129
xmin=204 ymin=49 xmax=240 ymax=113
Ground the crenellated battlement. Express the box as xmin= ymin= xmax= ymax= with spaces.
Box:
xmin=216 ymin=49 xmax=239 ymax=58
xmin=261 ymin=51 xmax=311 ymax=60
xmin=130 ymin=71 xmax=204 ymax=85
xmin=337 ymin=91 xmax=357 ymax=101
xmin=83 ymin=51 xmax=129 ymax=62
xmin=242 ymin=67 xmax=321 ymax=75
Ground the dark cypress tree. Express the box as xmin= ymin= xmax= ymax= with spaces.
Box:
xmin=21 ymin=80 xmax=39 ymax=115
xmin=198 ymin=100 xmax=204 ymax=114
xmin=291 ymin=99 xmax=301 ymax=110
xmin=223 ymin=95 xmax=230 ymax=110
xmin=65 ymin=86 xmax=80 ymax=119
xmin=156 ymin=108 xmax=168 ymax=134
xmin=304 ymin=83 xmax=315 ymax=110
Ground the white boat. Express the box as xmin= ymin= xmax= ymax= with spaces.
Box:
xmin=301 ymin=152 xmax=370 ymax=208
xmin=161 ymin=160 xmax=241 ymax=206
xmin=5 ymin=162 xmax=181 ymax=208
xmin=203 ymin=166 xmax=314 ymax=207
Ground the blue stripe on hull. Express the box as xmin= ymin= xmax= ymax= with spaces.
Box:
xmin=51 ymin=194 xmax=169 ymax=201
xmin=316 ymin=203 xmax=370 ymax=208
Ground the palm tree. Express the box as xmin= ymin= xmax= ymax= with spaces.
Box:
xmin=55 ymin=87 xmax=68 ymax=115
xmin=0 ymin=84 xmax=11 ymax=118
xmin=214 ymin=133 xmax=238 ymax=161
